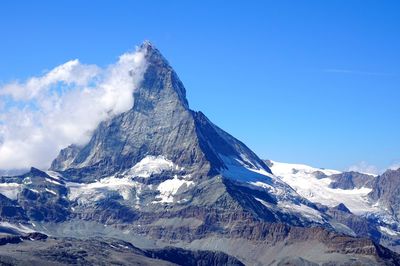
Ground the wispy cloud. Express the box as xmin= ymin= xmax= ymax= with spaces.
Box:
xmin=389 ymin=162 xmax=400 ymax=171
xmin=348 ymin=161 xmax=380 ymax=176
xmin=323 ymin=69 xmax=395 ymax=76
xmin=348 ymin=160 xmax=400 ymax=176
xmin=0 ymin=45 xmax=148 ymax=170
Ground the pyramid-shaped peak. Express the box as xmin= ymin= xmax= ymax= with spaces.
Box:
xmin=51 ymin=41 xmax=269 ymax=183
xmin=140 ymin=40 xmax=157 ymax=55
xmin=135 ymin=41 xmax=188 ymax=109
xmin=141 ymin=40 xmax=155 ymax=49
xmin=139 ymin=41 xmax=169 ymax=67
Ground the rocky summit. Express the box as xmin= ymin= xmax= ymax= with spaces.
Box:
xmin=0 ymin=42 xmax=400 ymax=265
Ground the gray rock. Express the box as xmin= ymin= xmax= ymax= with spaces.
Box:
xmin=51 ymin=42 xmax=270 ymax=183
xmin=329 ymin=171 xmax=376 ymax=190
xmin=369 ymin=169 xmax=400 ymax=220
xmin=0 ymin=234 xmax=244 ymax=266
xmin=0 ymin=168 xmax=70 ymax=222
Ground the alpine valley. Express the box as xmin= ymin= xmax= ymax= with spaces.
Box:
xmin=0 ymin=42 xmax=400 ymax=266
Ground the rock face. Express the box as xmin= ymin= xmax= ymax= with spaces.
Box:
xmin=0 ymin=42 xmax=399 ymax=265
xmin=0 ymin=167 xmax=69 ymax=225
xmin=369 ymin=168 xmax=400 ymax=220
xmin=329 ymin=171 xmax=376 ymax=190
xmin=51 ymin=42 xmax=269 ymax=183
xmin=0 ymin=194 xmax=27 ymax=223
xmin=146 ymin=247 xmax=245 ymax=266
xmin=327 ymin=204 xmax=381 ymax=239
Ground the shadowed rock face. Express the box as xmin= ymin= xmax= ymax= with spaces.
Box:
xmin=0 ymin=168 xmax=69 ymax=223
xmin=327 ymin=203 xmax=382 ymax=241
xmin=329 ymin=171 xmax=376 ymax=190
xmin=0 ymin=194 xmax=27 ymax=223
xmin=369 ymin=168 xmax=400 ymax=220
xmin=146 ymin=247 xmax=245 ymax=266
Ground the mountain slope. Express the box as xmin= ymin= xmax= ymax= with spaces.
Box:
xmin=268 ymin=160 xmax=400 ymax=253
xmin=48 ymin=42 xmax=327 ymax=227
xmin=369 ymin=168 xmax=400 ymax=220
xmin=51 ymin=42 xmax=270 ymax=184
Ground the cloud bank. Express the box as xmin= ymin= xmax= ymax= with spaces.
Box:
xmin=389 ymin=162 xmax=400 ymax=171
xmin=348 ymin=160 xmax=400 ymax=175
xmin=0 ymin=46 xmax=148 ymax=170
xmin=348 ymin=161 xmax=380 ymax=176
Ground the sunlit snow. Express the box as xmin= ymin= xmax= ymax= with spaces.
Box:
xmin=270 ymin=161 xmax=377 ymax=214
xmin=154 ymin=175 xmax=194 ymax=203
xmin=128 ymin=155 xmax=175 ymax=178
xmin=0 ymin=183 xmax=21 ymax=200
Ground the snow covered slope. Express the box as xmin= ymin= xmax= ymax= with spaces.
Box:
xmin=268 ymin=160 xmax=400 ymax=240
xmin=269 ymin=160 xmax=378 ymax=214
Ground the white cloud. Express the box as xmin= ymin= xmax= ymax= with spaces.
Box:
xmin=0 ymin=60 xmax=101 ymax=100
xmin=348 ymin=161 xmax=380 ymax=176
xmin=0 ymin=45 xmax=148 ymax=170
xmin=389 ymin=162 xmax=400 ymax=171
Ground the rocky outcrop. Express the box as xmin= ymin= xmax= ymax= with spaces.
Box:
xmin=369 ymin=169 xmax=400 ymax=220
xmin=17 ymin=168 xmax=70 ymax=222
xmin=329 ymin=171 xmax=376 ymax=190
xmin=0 ymin=168 xmax=70 ymax=222
xmin=0 ymin=235 xmax=244 ymax=266
xmin=0 ymin=194 xmax=27 ymax=223
xmin=146 ymin=247 xmax=245 ymax=266
xmin=327 ymin=204 xmax=381 ymax=240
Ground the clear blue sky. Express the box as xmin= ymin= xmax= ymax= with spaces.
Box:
xmin=0 ymin=1 xmax=399 ymax=172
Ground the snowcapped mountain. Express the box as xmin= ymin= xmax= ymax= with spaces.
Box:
xmin=268 ymin=160 xmax=375 ymax=214
xmin=0 ymin=42 xmax=399 ymax=265
xmin=48 ymin=42 xmax=328 ymax=228
xmin=267 ymin=160 xmax=400 ymax=252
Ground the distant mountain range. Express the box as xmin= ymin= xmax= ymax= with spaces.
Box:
xmin=0 ymin=42 xmax=399 ymax=265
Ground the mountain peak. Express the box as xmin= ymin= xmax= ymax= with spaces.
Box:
xmin=136 ymin=41 xmax=189 ymax=110
xmin=141 ymin=40 xmax=154 ymax=48
xmin=51 ymin=42 xmax=270 ymax=184
xmin=139 ymin=40 xmax=169 ymax=68
xmin=140 ymin=40 xmax=159 ymax=55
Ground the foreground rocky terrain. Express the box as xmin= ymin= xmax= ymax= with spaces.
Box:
xmin=0 ymin=42 xmax=399 ymax=265
xmin=0 ymin=233 xmax=244 ymax=265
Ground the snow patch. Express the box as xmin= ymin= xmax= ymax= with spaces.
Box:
xmin=128 ymin=155 xmax=175 ymax=178
xmin=254 ymin=197 xmax=273 ymax=208
xmin=221 ymin=155 xmax=304 ymax=204
xmin=67 ymin=175 xmax=141 ymax=205
xmin=45 ymin=188 xmax=57 ymax=195
xmin=220 ymin=155 xmax=274 ymax=183
xmin=0 ymin=222 xmax=35 ymax=233
xmin=270 ymin=161 xmax=377 ymax=215
xmin=271 ymin=160 xmax=341 ymax=177
xmin=379 ymin=226 xmax=399 ymax=236
xmin=22 ymin=177 xmax=32 ymax=185
xmin=45 ymin=171 xmax=62 ymax=180
xmin=278 ymin=202 xmax=324 ymax=223
xmin=45 ymin=178 xmax=62 ymax=185
xmin=154 ymin=175 xmax=194 ymax=203
xmin=0 ymin=183 xmax=21 ymax=200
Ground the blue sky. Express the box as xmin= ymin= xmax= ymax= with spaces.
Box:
xmin=0 ymin=1 xmax=399 ymax=172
